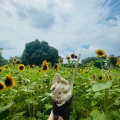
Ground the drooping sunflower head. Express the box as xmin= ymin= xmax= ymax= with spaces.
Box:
xmin=95 ymin=49 xmax=106 ymax=58
xmin=42 ymin=63 xmax=48 ymax=72
xmin=4 ymin=75 xmax=15 ymax=88
xmin=0 ymin=82 xmax=6 ymax=92
xmin=18 ymin=64 xmax=25 ymax=72
xmin=4 ymin=65 xmax=9 ymax=70
xmin=12 ymin=58 xmax=17 ymax=63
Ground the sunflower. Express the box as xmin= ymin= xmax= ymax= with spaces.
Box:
xmin=16 ymin=59 xmax=21 ymax=64
xmin=66 ymin=56 xmax=70 ymax=60
xmin=84 ymin=70 xmax=88 ymax=74
xmin=18 ymin=64 xmax=25 ymax=72
xmin=43 ymin=60 xmax=47 ymax=64
xmin=58 ymin=58 xmax=63 ymax=63
xmin=110 ymin=56 xmax=117 ymax=65
xmin=4 ymin=75 xmax=15 ymax=88
xmin=93 ymin=74 xmax=96 ymax=79
xmin=74 ymin=55 xmax=77 ymax=59
xmin=26 ymin=65 xmax=30 ymax=69
xmin=98 ymin=76 xmax=104 ymax=80
xmin=4 ymin=65 xmax=9 ymax=70
xmin=77 ymin=68 xmax=81 ymax=71
xmin=108 ymin=74 xmax=112 ymax=80
xmin=118 ymin=76 xmax=120 ymax=80
xmin=117 ymin=58 xmax=120 ymax=66
xmin=71 ymin=54 xmax=75 ymax=59
xmin=42 ymin=63 xmax=48 ymax=72
xmin=95 ymin=49 xmax=106 ymax=58
xmin=0 ymin=68 xmax=2 ymax=73
xmin=12 ymin=58 xmax=17 ymax=63
xmin=0 ymin=82 xmax=6 ymax=92
xmin=54 ymin=64 xmax=59 ymax=71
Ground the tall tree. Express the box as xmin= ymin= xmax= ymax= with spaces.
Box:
xmin=21 ymin=39 xmax=59 ymax=66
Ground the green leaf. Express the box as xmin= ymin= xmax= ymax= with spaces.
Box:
xmin=45 ymin=104 xmax=52 ymax=110
xmin=0 ymin=109 xmax=9 ymax=120
xmin=11 ymin=111 xmax=26 ymax=120
xmin=92 ymin=81 xmax=112 ymax=92
xmin=0 ymin=101 xmax=14 ymax=113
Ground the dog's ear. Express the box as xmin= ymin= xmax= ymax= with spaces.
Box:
xmin=52 ymin=73 xmax=69 ymax=85
xmin=60 ymin=77 xmax=69 ymax=85
xmin=52 ymin=73 xmax=61 ymax=84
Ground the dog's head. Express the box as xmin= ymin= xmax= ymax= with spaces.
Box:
xmin=50 ymin=73 xmax=72 ymax=106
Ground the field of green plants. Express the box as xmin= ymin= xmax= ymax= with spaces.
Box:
xmin=0 ymin=50 xmax=120 ymax=120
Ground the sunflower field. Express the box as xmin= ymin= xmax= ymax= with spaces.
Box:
xmin=0 ymin=50 xmax=120 ymax=120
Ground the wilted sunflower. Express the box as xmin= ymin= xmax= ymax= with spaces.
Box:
xmin=42 ymin=63 xmax=48 ymax=72
xmin=4 ymin=65 xmax=9 ymax=70
xmin=18 ymin=64 xmax=25 ymax=72
xmin=95 ymin=49 xmax=106 ymax=58
xmin=0 ymin=82 xmax=6 ymax=92
xmin=117 ymin=58 xmax=120 ymax=66
xmin=12 ymin=58 xmax=17 ymax=63
xmin=4 ymin=75 xmax=15 ymax=88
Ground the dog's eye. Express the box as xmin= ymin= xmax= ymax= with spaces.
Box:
xmin=51 ymin=88 xmax=55 ymax=91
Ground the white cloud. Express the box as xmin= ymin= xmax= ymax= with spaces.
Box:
xmin=0 ymin=0 xmax=120 ymax=61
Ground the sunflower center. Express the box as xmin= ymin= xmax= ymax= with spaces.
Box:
xmin=0 ymin=69 xmax=2 ymax=72
xmin=19 ymin=66 xmax=24 ymax=70
xmin=0 ymin=84 xmax=4 ymax=89
xmin=43 ymin=65 xmax=47 ymax=70
xmin=98 ymin=51 xmax=103 ymax=55
xmin=54 ymin=65 xmax=58 ymax=69
xmin=99 ymin=76 xmax=103 ymax=80
xmin=5 ymin=79 xmax=12 ymax=85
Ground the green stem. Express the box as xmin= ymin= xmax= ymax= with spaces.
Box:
xmin=104 ymin=89 xmax=109 ymax=112
xmin=28 ymin=104 xmax=32 ymax=117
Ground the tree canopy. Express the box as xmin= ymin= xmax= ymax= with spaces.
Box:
xmin=0 ymin=50 xmax=8 ymax=66
xmin=21 ymin=39 xmax=59 ymax=66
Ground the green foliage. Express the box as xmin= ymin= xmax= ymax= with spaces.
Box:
xmin=0 ymin=53 xmax=8 ymax=66
xmin=81 ymin=57 xmax=97 ymax=65
xmin=21 ymin=39 xmax=59 ymax=66
xmin=0 ymin=58 xmax=120 ymax=120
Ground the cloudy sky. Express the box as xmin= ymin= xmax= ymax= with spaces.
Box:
xmin=0 ymin=0 xmax=120 ymax=62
